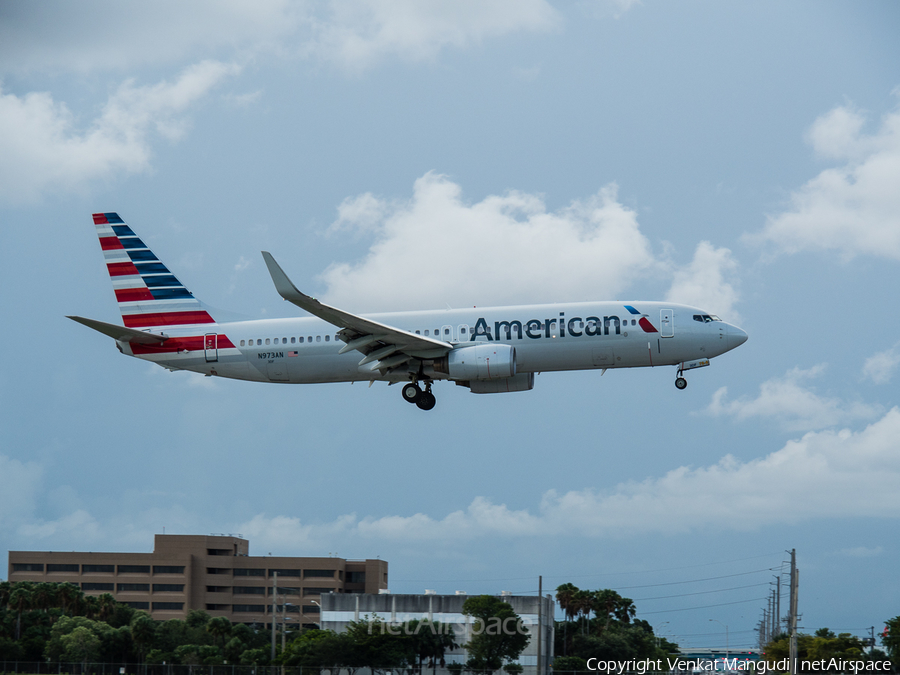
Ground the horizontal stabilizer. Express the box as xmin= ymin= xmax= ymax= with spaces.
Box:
xmin=67 ymin=316 xmax=169 ymax=344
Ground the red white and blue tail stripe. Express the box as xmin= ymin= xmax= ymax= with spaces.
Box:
xmin=92 ymin=212 xmax=217 ymax=329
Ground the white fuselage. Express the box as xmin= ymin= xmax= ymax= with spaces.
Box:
xmin=121 ymin=301 xmax=746 ymax=385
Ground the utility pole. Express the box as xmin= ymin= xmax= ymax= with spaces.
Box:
xmin=775 ymin=576 xmax=781 ymax=637
xmin=788 ymin=549 xmax=799 ymax=675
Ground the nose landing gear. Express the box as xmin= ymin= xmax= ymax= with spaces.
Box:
xmin=402 ymin=380 xmax=436 ymax=410
xmin=675 ymin=377 xmax=687 ymax=390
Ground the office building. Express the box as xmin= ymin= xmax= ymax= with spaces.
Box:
xmin=8 ymin=534 xmax=388 ymax=626
xmin=321 ymin=591 xmax=554 ymax=674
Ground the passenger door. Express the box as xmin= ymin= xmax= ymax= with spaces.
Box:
xmin=660 ymin=309 xmax=674 ymax=338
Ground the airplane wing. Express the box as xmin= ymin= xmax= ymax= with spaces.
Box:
xmin=261 ymin=252 xmax=451 ymax=373
xmin=67 ymin=316 xmax=169 ymax=344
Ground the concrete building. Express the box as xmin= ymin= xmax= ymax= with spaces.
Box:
xmin=321 ymin=591 xmax=554 ymax=674
xmin=8 ymin=534 xmax=387 ymax=627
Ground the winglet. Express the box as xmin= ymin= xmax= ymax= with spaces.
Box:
xmin=261 ymin=251 xmax=339 ymax=323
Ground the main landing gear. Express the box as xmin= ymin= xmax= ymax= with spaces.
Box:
xmin=402 ymin=380 xmax=436 ymax=410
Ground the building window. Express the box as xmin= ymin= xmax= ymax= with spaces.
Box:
xmin=153 ymin=584 xmax=185 ymax=593
xmin=207 ymin=549 xmax=232 ymax=556
xmin=304 ymin=570 xmax=335 ymax=578
xmin=302 ymin=587 xmax=333 ymax=595
xmin=346 ymin=571 xmax=365 ymax=583
xmin=303 ymin=605 xmax=320 ymax=614
xmin=206 ymin=604 xmax=229 ymax=611
xmin=83 ymin=564 xmax=114 ymax=574
xmin=124 ymin=602 xmax=150 ymax=610
xmin=118 ymin=583 xmax=150 ymax=592
xmin=233 ymin=605 xmax=265 ymax=613
xmin=206 ymin=586 xmax=230 ymax=593
xmin=207 ymin=568 xmax=230 ymax=575
xmin=47 ymin=564 xmax=80 ymax=573
xmin=153 ymin=566 xmax=185 ymax=575
xmin=269 ymin=569 xmax=301 ymax=577
xmin=270 ymin=604 xmax=300 ymax=613
xmin=268 ymin=587 xmax=300 ymax=596
xmin=152 ymin=602 xmax=184 ymax=611
xmin=82 ymin=583 xmax=114 ymax=591
xmin=233 ymin=568 xmax=265 ymax=577
xmin=119 ymin=565 xmax=151 ymax=574
xmin=233 ymin=586 xmax=266 ymax=595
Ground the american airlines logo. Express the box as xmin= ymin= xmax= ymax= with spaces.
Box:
xmin=470 ymin=309 xmax=657 ymax=342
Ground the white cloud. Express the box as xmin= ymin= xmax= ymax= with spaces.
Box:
xmin=704 ymin=365 xmax=882 ymax=432
xmin=665 ymin=241 xmax=740 ymax=322
xmin=0 ymin=60 xmax=238 ymax=204
xmin=319 ymin=173 xmax=661 ymax=310
xmin=308 ymin=0 xmax=560 ymax=70
xmin=17 ymin=509 xmax=102 ymax=543
xmin=232 ymin=407 xmax=900 ymax=541
xmin=10 ymin=409 xmax=900 ymax=551
xmin=862 ymin=343 xmax=900 ymax=384
xmin=0 ymin=0 xmax=558 ymax=76
xmin=751 ymin=99 xmax=900 ymax=260
xmin=833 ymin=546 xmax=883 ymax=558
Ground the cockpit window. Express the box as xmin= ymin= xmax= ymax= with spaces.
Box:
xmin=693 ymin=314 xmax=722 ymax=323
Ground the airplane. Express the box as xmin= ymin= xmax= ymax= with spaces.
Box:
xmin=69 ymin=212 xmax=748 ymax=410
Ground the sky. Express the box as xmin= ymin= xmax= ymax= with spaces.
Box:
xmin=1 ymin=0 xmax=900 ymax=653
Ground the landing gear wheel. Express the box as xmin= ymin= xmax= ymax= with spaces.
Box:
xmin=416 ymin=391 xmax=436 ymax=411
xmin=675 ymin=377 xmax=687 ymax=390
xmin=402 ymin=382 xmax=422 ymax=403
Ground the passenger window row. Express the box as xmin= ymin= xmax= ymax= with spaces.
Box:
xmin=239 ymin=334 xmax=339 ymax=347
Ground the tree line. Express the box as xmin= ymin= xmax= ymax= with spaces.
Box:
xmin=763 ymin=625 xmax=900 ymax=672
xmin=1 ymin=582 xmax=529 ymax=673
xmin=552 ymin=584 xmax=679 ymax=672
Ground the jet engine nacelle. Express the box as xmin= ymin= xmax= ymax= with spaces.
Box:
xmin=435 ymin=343 xmax=517 ymax=380
xmin=468 ymin=372 xmax=535 ymax=394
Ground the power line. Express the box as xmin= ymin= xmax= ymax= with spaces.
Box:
xmin=640 ymin=595 xmax=769 ymax=615
xmin=614 ymin=566 xmax=781 ymax=590
xmin=632 ymin=581 xmax=771 ymax=602
xmin=393 ymin=551 xmax=786 ymax=584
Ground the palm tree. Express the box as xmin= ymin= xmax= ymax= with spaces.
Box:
xmin=97 ymin=593 xmax=118 ymax=622
xmin=573 ymin=589 xmax=593 ymax=635
xmin=9 ymin=584 xmax=33 ymax=640
xmin=56 ymin=582 xmax=82 ymax=616
xmin=555 ymin=583 xmax=580 ymax=656
xmin=83 ymin=594 xmax=101 ymax=620
xmin=591 ymin=589 xmax=636 ymax=635
xmin=207 ymin=616 xmax=232 ymax=648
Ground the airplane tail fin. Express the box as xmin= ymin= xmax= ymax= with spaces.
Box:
xmin=92 ymin=212 xmax=217 ymax=329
